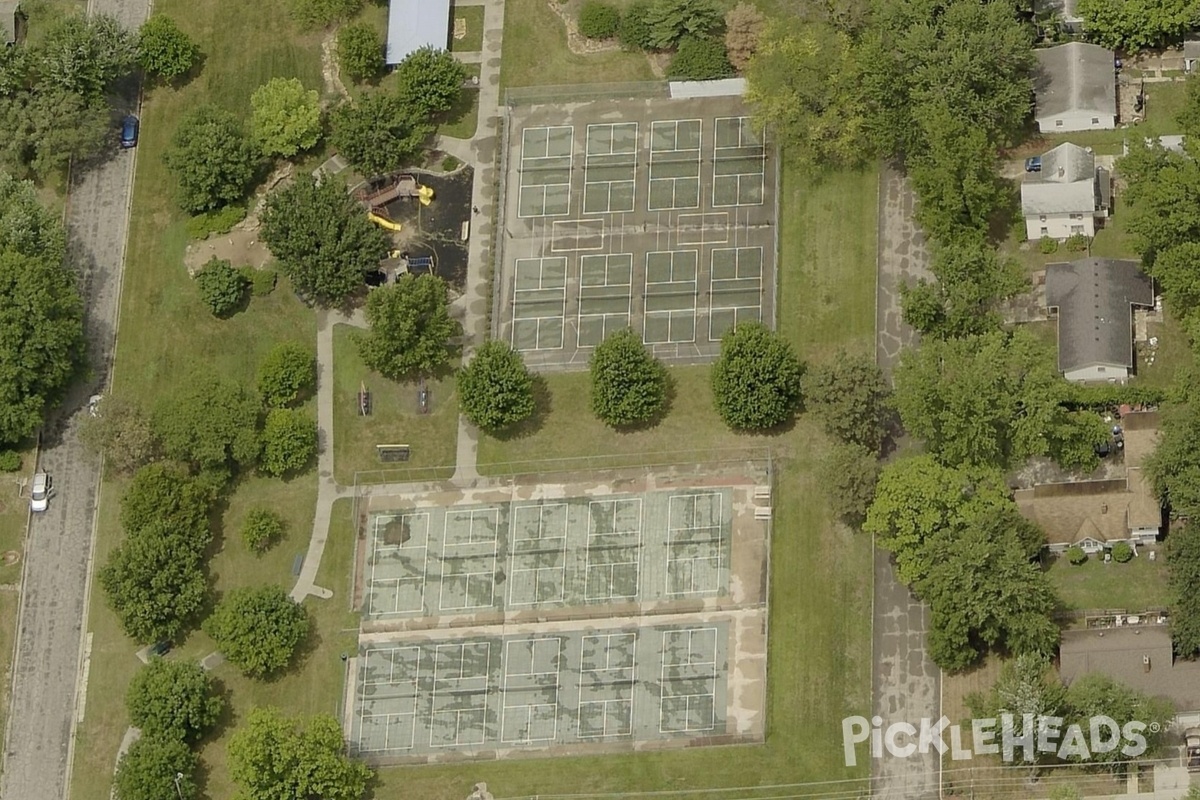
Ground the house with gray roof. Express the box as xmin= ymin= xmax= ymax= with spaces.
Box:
xmin=0 ymin=1 xmax=25 ymax=47
xmin=1034 ymin=43 xmax=1117 ymax=132
xmin=1061 ymin=625 xmax=1200 ymax=713
xmin=1044 ymin=258 xmax=1154 ymax=383
xmin=1022 ymin=142 xmax=1110 ymax=241
xmin=386 ymin=0 xmax=451 ymax=65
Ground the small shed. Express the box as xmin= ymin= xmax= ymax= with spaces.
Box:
xmin=386 ymin=0 xmax=451 ymax=66
xmin=1 ymin=1 xmax=26 ymax=47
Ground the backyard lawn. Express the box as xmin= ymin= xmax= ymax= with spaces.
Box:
xmin=450 ymin=4 xmax=485 ymax=52
xmin=1047 ymin=549 xmax=1170 ymax=612
xmin=331 ymin=325 xmax=459 ymax=484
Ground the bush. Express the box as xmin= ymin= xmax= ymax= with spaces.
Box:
xmin=0 ymin=451 xmax=20 ymax=472
xmin=241 ymin=508 xmax=285 ymax=554
xmin=137 ymin=15 xmax=199 ymax=82
xmin=337 ymin=22 xmax=384 ymax=83
xmin=1065 ymin=233 xmax=1090 ymax=252
xmin=618 ymin=0 xmax=655 ymax=49
xmin=723 ymin=2 xmax=765 ymax=71
xmin=289 ymin=0 xmax=362 ymax=29
xmin=257 ymin=341 xmax=316 ymax=408
xmin=667 ymin=35 xmax=734 ymax=80
xmin=259 ymin=408 xmax=318 ymax=477
xmin=1112 ymin=541 xmax=1134 ymax=562
xmin=195 ymin=257 xmax=248 ymax=317
xmin=1038 ymin=236 xmax=1059 ymax=254
xmin=249 ymin=267 xmax=277 ymax=296
xmin=589 ymin=328 xmax=669 ymax=427
xmin=203 ymin=586 xmax=309 ymax=678
xmin=1066 ymin=545 xmax=1087 ymax=565
xmin=185 ymin=204 xmax=247 ymax=240
xmin=441 ymin=155 xmax=460 ymax=171
xmin=579 ymin=1 xmax=621 ymax=39
xmin=711 ymin=322 xmax=804 ymax=430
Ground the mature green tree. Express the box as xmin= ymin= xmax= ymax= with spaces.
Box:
xmin=165 ymin=105 xmax=258 ymax=213
xmin=357 ymin=274 xmax=457 ymax=380
xmin=241 ymin=508 xmax=286 ymax=554
xmin=229 ymin=708 xmax=372 ymax=800
xmin=667 ymin=35 xmax=734 ymax=80
xmin=1076 ymin=0 xmax=1195 ymax=51
xmin=153 ymin=372 xmax=261 ymax=471
xmin=250 ymin=78 xmax=322 ymax=159
xmin=204 ymin=586 xmax=308 ymax=678
xmin=37 ymin=14 xmax=136 ymax=100
xmin=864 ymin=456 xmax=1012 ymax=584
xmin=0 ymin=88 xmax=112 ymax=178
xmin=261 ymin=173 xmax=389 ymax=305
xmin=336 ymin=22 xmax=384 ymax=83
xmin=126 ymin=658 xmax=223 ymax=742
xmin=288 ymin=0 xmax=363 ymax=29
xmin=119 ymin=462 xmax=211 ymax=536
xmin=113 ymin=735 xmax=197 ymax=800
xmin=0 ymin=46 xmax=32 ymax=95
xmin=329 ymin=91 xmax=430 ymax=175
xmin=1146 ymin=400 xmax=1200 ymax=520
xmin=803 ymin=352 xmax=890 ymax=451
xmin=136 ymin=15 xmax=199 ymax=81
xmin=0 ymin=171 xmax=66 ymax=256
xmin=457 ymin=341 xmax=536 ymax=431
xmin=967 ymin=654 xmax=1066 ymax=722
xmin=1149 ymin=243 xmax=1200 ymax=325
xmin=1168 ymin=522 xmax=1200 ymax=655
xmin=1124 ymin=150 xmax=1200 ymax=264
xmin=1063 ymin=674 xmax=1175 ymax=763
xmin=257 ymin=341 xmax=316 ymax=408
xmin=394 ymin=46 xmax=467 ymax=118
xmin=744 ymin=18 xmax=867 ymax=166
xmin=100 ymin=520 xmax=209 ymax=644
xmin=195 ymin=256 xmax=248 ymax=317
xmin=711 ymin=322 xmax=803 ymax=430
xmin=902 ymin=239 xmax=1026 ymax=338
xmin=259 ymin=408 xmax=317 ymax=477
xmin=0 ymin=249 xmax=84 ymax=447
xmin=619 ymin=0 xmax=656 ymax=49
xmin=822 ymin=443 xmax=881 ymax=526
xmin=857 ymin=0 xmax=1034 ymax=157
xmin=588 ymin=328 xmax=669 ymax=428
xmin=723 ymin=2 xmax=765 ymax=70
xmin=80 ymin=397 xmax=161 ymax=476
xmin=579 ymin=2 xmax=622 ymax=38
xmin=643 ymin=0 xmax=724 ymax=49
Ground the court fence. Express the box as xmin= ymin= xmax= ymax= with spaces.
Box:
xmin=504 ymin=81 xmax=671 ymax=108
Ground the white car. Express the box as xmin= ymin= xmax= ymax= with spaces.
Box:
xmin=30 ymin=472 xmax=50 ymax=513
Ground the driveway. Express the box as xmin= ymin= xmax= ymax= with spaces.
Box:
xmin=873 ymin=164 xmax=940 ymax=799
xmin=1 ymin=2 xmax=147 ymax=795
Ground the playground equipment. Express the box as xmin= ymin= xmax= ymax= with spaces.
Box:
xmin=358 ymin=382 xmax=372 ymax=416
xmin=355 ymin=173 xmax=434 ymax=208
xmin=367 ymin=211 xmax=402 ymax=232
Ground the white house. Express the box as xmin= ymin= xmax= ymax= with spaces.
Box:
xmin=1034 ymin=43 xmax=1116 ymax=132
xmin=1044 ymin=258 xmax=1154 ymax=383
xmin=1021 ymin=142 xmax=1110 ymax=241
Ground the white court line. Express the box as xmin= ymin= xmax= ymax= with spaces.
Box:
xmin=712 ymin=117 xmax=765 ymax=208
xmin=648 ymin=119 xmax=702 ymax=211
xmin=585 ymin=498 xmax=644 ymax=602
xmin=368 ymin=513 xmax=430 ymax=615
xmin=665 ymin=493 xmax=724 ymax=596
xmin=550 ymin=218 xmax=606 ymax=253
xmin=577 ymin=254 xmax=633 ymax=348
xmin=430 ymin=642 xmax=491 ymax=748
xmin=578 ymin=632 xmax=637 ymax=738
xmin=508 ymin=503 xmax=569 ymax=606
xmin=500 ymin=638 xmax=562 ymax=744
xmin=658 ymin=627 xmax=719 ymax=733
xmin=584 ymin=123 xmax=638 ymax=214
xmin=676 ymin=212 xmax=729 ymax=246
xmin=512 ymin=258 xmax=568 ymax=352
xmin=643 ymin=251 xmax=699 ymax=345
xmin=438 ymin=511 xmax=499 ymax=612
xmin=357 ymin=646 xmax=421 ymax=752
xmin=518 ymin=125 xmax=574 ymax=218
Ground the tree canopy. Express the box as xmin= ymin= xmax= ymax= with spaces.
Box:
xmin=259 ymin=408 xmax=317 ymax=477
xmin=38 ymin=14 xmax=136 ymax=100
xmin=250 ymin=77 xmax=323 ymax=159
xmin=137 ymin=15 xmax=199 ymax=82
xmin=113 ymin=735 xmax=197 ymax=800
xmin=667 ymin=35 xmax=735 ymax=80
xmin=724 ymin=2 xmax=765 ymax=71
xmin=241 ymin=508 xmax=286 ymax=554
xmin=711 ymin=322 xmax=803 ymax=430
xmin=643 ymin=0 xmax=724 ymax=49
xmin=457 ymin=341 xmax=537 ymax=432
xmin=393 ymin=46 xmax=467 ymax=118
xmin=153 ymin=372 xmax=261 ymax=471
xmin=357 ymin=274 xmax=457 ymax=380
xmin=802 ymin=352 xmax=891 ymax=451
xmin=822 ymin=443 xmax=881 ymax=526
xmin=1076 ymin=0 xmax=1196 ymax=51
xmin=164 ymin=105 xmax=259 ymax=213
xmin=258 ymin=341 xmax=316 ymax=408
xmin=336 ymin=22 xmax=384 ymax=83
xmin=126 ymin=658 xmax=223 ymax=743
xmin=0 ymin=88 xmax=112 ymax=178
xmin=1168 ymin=521 xmax=1200 ymax=656
xmin=204 ymin=586 xmax=308 ymax=678
xmin=229 ymin=708 xmax=372 ymax=800
xmin=901 ymin=237 xmax=1026 ymax=339
xmin=80 ymin=397 xmax=160 ymax=476
xmin=329 ymin=91 xmax=430 ymax=175
xmin=261 ymin=173 xmax=389 ymax=306
xmin=589 ymin=328 xmax=669 ymax=428
xmin=195 ymin=256 xmax=248 ymax=317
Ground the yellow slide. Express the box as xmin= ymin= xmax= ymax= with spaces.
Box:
xmin=368 ymin=211 xmax=402 ymax=232
xmin=417 ymin=185 xmax=434 ymax=206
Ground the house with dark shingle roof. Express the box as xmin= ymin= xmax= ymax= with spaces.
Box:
xmin=1022 ymin=142 xmax=1110 ymax=241
xmin=1 ymin=1 xmax=25 ymax=47
xmin=1034 ymin=43 xmax=1116 ymax=132
xmin=1044 ymin=258 xmax=1154 ymax=383
xmin=1061 ymin=626 xmax=1200 ymax=712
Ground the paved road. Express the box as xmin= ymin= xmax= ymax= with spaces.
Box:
xmin=2 ymin=1 xmax=147 ymax=795
xmin=872 ymin=164 xmax=939 ymax=799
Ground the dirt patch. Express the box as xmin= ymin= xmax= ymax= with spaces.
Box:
xmin=321 ymin=29 xmax=350 ymax=106
xmin=2 ymin=552 xmax=19 ymax=567
xmin=183 ymin=163 xmax=295 ymax=276
xmin=547 ymin=0 xmax=624 ymax=55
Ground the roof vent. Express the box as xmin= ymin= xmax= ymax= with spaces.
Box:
xmin=1101 ymin=503 xmax=1109 ymax=514
xmin=1058 ymin=166 xmax=1066 ymax=177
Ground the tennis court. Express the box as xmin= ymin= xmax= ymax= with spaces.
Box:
xmin=495 ymin=93 xmax=778 ymax=370
xmin=362 ymin=488 xmax=736 ymax=620
xmin=349 ymin=622 xmax=736 ymax=757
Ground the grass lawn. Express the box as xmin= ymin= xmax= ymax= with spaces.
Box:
xmin=1136 ymin=314 xmax=1194 ymax=388
xmin=438 ymin=63 xmax=481 ymax=140
xmin=389 ymin=162 xmax=879 ymax=798
xmin=499 ymin=0 xmax=655 ymax=88
xmin=331 ymin=325 xmax=459 ymax=484
xmin=450 ymin=4 xmax=485 ymax=52
xmin=1047 ymin=549 xmax=1170 ymax=612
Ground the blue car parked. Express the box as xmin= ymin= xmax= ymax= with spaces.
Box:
xmin=120 ymin=115 xmax=139 ymax=149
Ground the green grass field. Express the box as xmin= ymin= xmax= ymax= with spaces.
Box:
xmin=1047 ymin=550 xmax=1171 ymax=612
xmin=331 ymin=325 xmax=459 ymax=484
xmin=438 ymin=63 xmax=482 ymax=140
xmin=450 ymin=4 xmax=485 ymax=52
